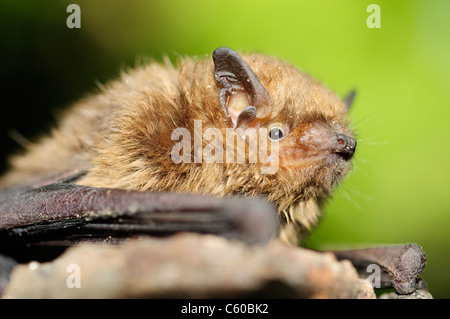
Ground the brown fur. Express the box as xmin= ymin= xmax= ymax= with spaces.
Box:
xmin=0 ymin=51 xmax=354 ymax=245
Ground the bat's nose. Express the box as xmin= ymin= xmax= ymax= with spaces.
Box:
xmin=335 ymin=134 xmax=356 ymax=160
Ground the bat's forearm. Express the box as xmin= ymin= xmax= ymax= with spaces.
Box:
xmin=0 ymin=183 xmax=279 ymax=246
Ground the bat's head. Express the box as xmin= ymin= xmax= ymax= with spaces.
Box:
xmin=180 ymin=47 xmax=356 ymax=244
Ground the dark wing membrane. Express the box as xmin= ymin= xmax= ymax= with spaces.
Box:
xmin=0 ymin=183 xmax=279 ymax=246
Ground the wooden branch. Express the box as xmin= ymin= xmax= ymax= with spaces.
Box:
xmin=2 ymin=233 xmax=375 ymax=299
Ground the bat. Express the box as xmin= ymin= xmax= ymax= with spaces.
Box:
xmin=0 ymin=47 xmax=427 ymax=296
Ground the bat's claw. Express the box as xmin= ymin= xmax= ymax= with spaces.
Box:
xmin=380 ymin=279 xmax=433 ymax=299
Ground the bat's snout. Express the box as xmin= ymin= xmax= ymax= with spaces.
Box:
xmin=278 ymin=122 xmax=356 ymax=169
xmin=334 ymin=134 xmax=356 ymax=160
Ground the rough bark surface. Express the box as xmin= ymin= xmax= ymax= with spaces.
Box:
xmin=3 ymin=233 xmax=376 ymax=299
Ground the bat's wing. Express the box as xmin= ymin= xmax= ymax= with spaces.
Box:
xmin=0 ymin=179 xmax=279 ymax=249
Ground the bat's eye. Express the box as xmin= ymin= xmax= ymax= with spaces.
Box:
xmin=269 ymin=127 xmax=285 ymax=141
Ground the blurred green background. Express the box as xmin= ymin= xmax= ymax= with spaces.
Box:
xmin=0 ymin=0 xmax=449 ymax=298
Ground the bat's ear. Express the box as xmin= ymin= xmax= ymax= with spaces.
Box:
xmin=213 ymin=47 xmax=272 ymax=129
xmin=343 ymin=90 xmax=356 ymax=112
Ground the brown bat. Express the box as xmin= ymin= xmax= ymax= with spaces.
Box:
xmin=0 ymin=47 xmax=426 ymax=295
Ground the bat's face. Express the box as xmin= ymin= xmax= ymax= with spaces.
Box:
xmin=181 ymin=47 xmax=356 ymax=241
